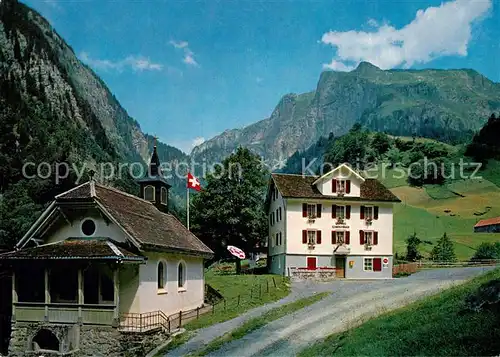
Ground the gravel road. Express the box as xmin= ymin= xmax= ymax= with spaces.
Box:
xmin=168 ymin=267 xmax=493 ymax=357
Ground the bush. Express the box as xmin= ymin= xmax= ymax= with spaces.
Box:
xmin=471 ymin=242 xmax=500 ymax=261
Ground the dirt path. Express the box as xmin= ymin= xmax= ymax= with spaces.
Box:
xmin=167 ymin=267 xmax=493 ymax=357
xmin=206 ymin=267 xmax=494 ymax=357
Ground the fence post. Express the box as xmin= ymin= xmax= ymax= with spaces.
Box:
xmin=259 ymin=284 xmax=262 ymax=299
xmin=179 ymin=310 xmax=182 ymax=327
xmin=212 ymin=303 xmax=215 ymax=315
xmin=272 ymin=277 xmax=277 ymax=288
xmin=224 ymin=299 xmax=227 ymax=311
xmin=237 ymin=294 xmax=241 ymax=307
xmin=266 ymin=280 xmax=269 ymax=293
xmin=250 ymin=288 xmax=253 ymax=299
xmin=197 ymin=306 xmax=200 ymax=319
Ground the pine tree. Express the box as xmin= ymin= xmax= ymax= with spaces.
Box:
xmin=430 ymin=233 xmax=456 ymax=262
xmin=405 ymin=232 xmax=422 ymax=262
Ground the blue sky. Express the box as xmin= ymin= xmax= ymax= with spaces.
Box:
xmin=26 ymin=0 xmax=499 ymax=153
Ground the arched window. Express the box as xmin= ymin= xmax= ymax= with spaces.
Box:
xmin=178 ymin=262 xmax=186 ymax=288
xmin=32 ymin=329 xmax=59 ymax=352
xmin=144 ymin=185 xmax=155 ymax=201
xmin=160 ymin=187 xmax=167 ymax=205
xmin=157 ymin=261 xmax=166 ymax=289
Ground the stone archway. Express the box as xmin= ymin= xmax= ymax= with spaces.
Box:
xmin=32 ymin=328 xmax=60 ymax=352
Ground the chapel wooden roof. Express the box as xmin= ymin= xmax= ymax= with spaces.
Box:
xmin=51 ymin=182 xmax=214 ymax=257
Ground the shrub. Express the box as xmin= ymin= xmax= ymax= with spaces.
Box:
xmin=470 ymin=242 xmax=500 ymax=261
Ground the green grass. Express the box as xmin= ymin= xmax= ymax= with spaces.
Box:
xmin=299 ymin=269 xmax=500 ymax=357
xmin=190 ymin=292 xmax=330 ymax=356
xmin=185 ymin=272 xmax=291 ymax=330
xmin=424 ymin=184 xmax=458 ymax=199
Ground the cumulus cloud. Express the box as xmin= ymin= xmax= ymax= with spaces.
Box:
xmin=321 ymin=0 xmax=492 ymax=71
xmin=80 ymin=52 xmax=163 ymax=72
xmin=170 ymin=40 xmax=199 ymax=67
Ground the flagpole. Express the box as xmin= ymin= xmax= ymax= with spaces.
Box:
xmin=187 ymin=185 xmax=190 ymax=231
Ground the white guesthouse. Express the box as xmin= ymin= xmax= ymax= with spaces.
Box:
xmin=0 ymin=145 xmax=213 ymax=356
xmin=267 ymin=164 xmax=400 ymax=279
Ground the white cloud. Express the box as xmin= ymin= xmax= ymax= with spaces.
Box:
xmin=171 ymin=137 xmax=206 ymax=154
xmin=183 ymin=53 xmax=199 ymax=67
xmin=80 ymin=52 xmax=163 ymax=72
xmin=256 ymin=77 xmax=264 ymax=83
xmin=367 ymin=18 xmax=378 ymax=27
xmin=170 ymin=39 xmax=199 ymax=67
xmin=321 ymin=0 xmax=492 ymax=71
xmin=323 ymin=60 xmax=356 ymax=72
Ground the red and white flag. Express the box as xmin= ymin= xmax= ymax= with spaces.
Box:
xmin=187 ymin=172 xmax=201 ymax=191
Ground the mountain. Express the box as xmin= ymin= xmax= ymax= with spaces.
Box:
xmin=192 ymin=62 xmax=500 ymax=164
xmin=0 ymin=0 xmax=187 ymax=247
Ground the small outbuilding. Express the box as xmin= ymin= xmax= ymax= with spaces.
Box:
xmin=474 ymin=217 xmax=500 ymax=233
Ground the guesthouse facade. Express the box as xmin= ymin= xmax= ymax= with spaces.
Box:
xmin=267 ymin=164 xmax=400 ymax=279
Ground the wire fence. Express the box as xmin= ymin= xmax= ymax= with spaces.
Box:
xmin=119 ymin=275 xmax=287 ymax=333
xmin=393 ymin=259 xmax=500 ymax=275
xmin=208 ymin=275 xmax=286 ymax=316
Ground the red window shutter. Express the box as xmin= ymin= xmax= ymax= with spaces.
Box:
xmin=373 ymin=232 xmax=378 ymax=245
xmin=360 ymin=206 xmax=365 ymax=220
xmin=302 ymin=203 xmax=307 ymax=217
xmin=317 ymin=230 xmax=322 ymax=244
xmin=373 ymin=258 xmax=382 ymax=271
xmin=346 ymin=205 xmax=351 ymax=219
xmin=346 ymin=180 xmax=351 ymax=194
xmin=332 ymin=179 xmax=337 ymax=193
xmin=374 ymin=206 xmax=379 ymax=220
xmin=316 ymin=204 xmax=322 ymax=218
xmin=302 ymin=230 xmax=307 ymax=244
xmin=359 ymin=230 xmax=364 ymax=244
xmin=331 ymin=231 xmax=336 ymax=244
xmin=345 ymin=231 xmax=350 ymax=244
xmin=332 ymin=205 xmax=337 ymax=218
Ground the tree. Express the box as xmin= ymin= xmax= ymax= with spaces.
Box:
xmin=371 ymin=132 xmax=391 ymax=156
xmin=405 ymin=232 xmax=422 ymax=262
xmin=386 ymin=147 xmax=403 ymax=168
xmin=470 ymin=242 xmax=500 ymax=261
xmin=190 ymin=147 xmax=268 ymax=273
xmin=430 ymin=233 xmax=456 ymax=262
xmin=324 ymin=124 xmax=370 ymax=169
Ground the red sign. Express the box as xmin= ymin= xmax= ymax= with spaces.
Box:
xmin=227 ymin=245 xmax=245 ymax=259
xmin=383 ymin=257 xmax=389 ymax=264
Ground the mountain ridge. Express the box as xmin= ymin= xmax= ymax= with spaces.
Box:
xmin=192 ymin=63 xmax=500 ymax=164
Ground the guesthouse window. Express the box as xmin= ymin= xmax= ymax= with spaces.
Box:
xmin=160 ymin=187 xmax=167 ymax=205
xmin=336 ymin=206 xmax=345 ymax=219
xmin=157 ymin=261 xmax=166 ymax=289
xmin=336 ymin=231 xmax=345 ymax=244
xmin=364 ymin=206 xmax=373 ymax=220
xmin=307 ymin=231 xmax=316 ymax=245
xmin=307 ymin=204 xmax=316 ymax=218
xmin=178 ymin=262 xmax=186 ymax=289
xmin=144 ymin=185 xmax=155 ymax=201
xmin=364 ymin=258 xmax=373 ymax=271
xmin=337 ymin=180 xmax=346 ymax=193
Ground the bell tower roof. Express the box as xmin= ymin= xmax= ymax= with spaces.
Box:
xmin=137 ymin=138 xmax=171 ymax=212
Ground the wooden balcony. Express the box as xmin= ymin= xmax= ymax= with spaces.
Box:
xmin=14 ymin=302 xmax=116 ymax=325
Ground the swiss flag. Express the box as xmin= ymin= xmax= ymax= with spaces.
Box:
xmin=187 ymin=172 xmax=201 ymax=191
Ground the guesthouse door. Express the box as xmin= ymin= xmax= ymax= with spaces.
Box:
xmin=306 ymin=257 xmax=317 ymax=270
xmin=335 ymin=257 xmax=345 ymax=278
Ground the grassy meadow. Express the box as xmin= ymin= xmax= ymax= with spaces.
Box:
xmin=380 ymin=160 xmax=500 ymax=260
xmin=299 ymin=268 xmax=500 ymax=356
